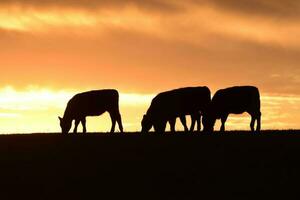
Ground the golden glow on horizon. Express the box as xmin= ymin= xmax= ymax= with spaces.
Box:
xmin=0 ymin=86 xmax=154 ymax=107
xmin=0 ymin=86 xmax=299 ymax=133
xmin=0 ymin=86 xmax=155 ymax=133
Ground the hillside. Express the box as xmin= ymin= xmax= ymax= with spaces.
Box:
xmin=0 ymin=131 xmax=299 ymax=199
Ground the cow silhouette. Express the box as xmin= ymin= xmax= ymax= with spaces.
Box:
xmin=59 ymin=89 xmax=123 ymax=134
xmin=141 ymin=87 xmax=211 ymax=133
xmin=203 ymin=86 xmax=261 ymax=133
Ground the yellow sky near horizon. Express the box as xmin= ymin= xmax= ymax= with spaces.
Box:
xmin=0 ymin=0 xmax=299 ymax=132
xmin=0 ymin=86 xmax=299 ymax=133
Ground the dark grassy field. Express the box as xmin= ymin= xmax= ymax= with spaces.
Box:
xmin=0 ymin=130 xmax=300 ymax=199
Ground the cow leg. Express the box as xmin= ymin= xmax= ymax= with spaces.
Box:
xmin=179 ymin=116 xmax=189 ymax=132
xmin=250 ymin=115 xmax=255 ymax=132
xmin=220 ymin=114 xmax=228 ymax=132
xmin=198 ymin=115 xmax=202 ymax=132
xmin=169 ymin=118 xmax=176 ymax=133
xmin=256 ymin=111 xmax=261 ymax=133
xmin=116 ymin=112 xmax=124 ymax=133
xmin=154 ymin=121 xmax=167 ymax=134
xmin=190 ymin=114 xmax=196 ymax=132
xmin=81 ymin=118 xmax=87 ymax=133
xmin=249 ymin=111 xmax=261 ymax=133
xmin=193 ymin=112 xmax=201 ymax=132
xmin=73 ymin=119 xmax=80 ymax=134
xmin=109 ymin=112 xmax=117 ymax=133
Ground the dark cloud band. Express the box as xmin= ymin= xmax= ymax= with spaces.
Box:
xmin=192 ymin=0 xmax=300 ymax=20
xmin=2 ymin=0 xmax=300 ymax=20
xmin=0 ymin=0 xmax=180 ymax=13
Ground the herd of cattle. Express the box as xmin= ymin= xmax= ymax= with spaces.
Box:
xmin=58 ymin=86 xmax=261 ymax=134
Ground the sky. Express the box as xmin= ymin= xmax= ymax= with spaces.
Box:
xmin=0 ymin=0 xmax=299 ymax=133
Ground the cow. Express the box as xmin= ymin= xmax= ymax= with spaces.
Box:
xmin=58 ymin=89 xmax=123 ymax=134
xmin=202 ymin=86 xmax=261 ymax=133
xmin=141 ymin=87 xmax=211 ymax=133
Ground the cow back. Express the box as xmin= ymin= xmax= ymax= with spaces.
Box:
xmin=64 ymin=89 xmax=119 ymax=119
xmin=147 ymin=87 xmax=211 ymax=120
xmin=212 ymin=86 xmax=260 ymax=116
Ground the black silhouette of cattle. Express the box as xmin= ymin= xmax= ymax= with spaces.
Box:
xmin=141 ymin=87 xmax=211 ymax=133
xmin=59 ymin=89 xmax=123 ymax=134
xmin=203 ymin=86 xmax=261 ymax=133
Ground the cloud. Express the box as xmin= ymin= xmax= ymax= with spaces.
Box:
xmin=2 ymin=0 xmax=300 ymax=20
xmin=191 ymin=0 xmax=300 ymax=20
xmin=0 ymin=112 xmax=20 ymax=118
xmin=0 ymin=0 xmax=181 ymax=13
xmin=0 ymin=0 xmax=299 ymax=96
xmin=1 ymin=1 xmax=300 ymax=49
xmin=0 ymin=24 xmax=299 ymax=95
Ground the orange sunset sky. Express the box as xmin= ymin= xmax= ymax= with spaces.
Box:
xmin=0 ymin=0 xmax=299 ymax=133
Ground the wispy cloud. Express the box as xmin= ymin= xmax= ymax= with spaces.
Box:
xmin=0 ymin=113 xmax=20 ymax=118
xmin=1 ymin=1 xmax=300 ymax=48
xmin=194 ymin=0 xmax=300 ymax=20
xmin=0 ymin=0 xmax=180 ymax=13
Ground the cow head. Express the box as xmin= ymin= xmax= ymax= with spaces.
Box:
xmin=58 ymin=116 xmax=72 ymax=134
xmin=141 ymin=114 xmax=152 ymax=133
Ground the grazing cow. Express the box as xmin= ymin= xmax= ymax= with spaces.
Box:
xmin=141 ymin=87 xmax=211 ymax=133
xmin=202 ymin=86 xmax=261 ymax=133
xmin=59 ymin=89 xmax=123 ymax=134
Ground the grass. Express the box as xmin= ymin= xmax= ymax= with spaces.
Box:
xmin=0 ymin=130 xmax=299 ymax=199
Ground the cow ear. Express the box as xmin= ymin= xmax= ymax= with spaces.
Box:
xmin=58 ymin=116 xmax=62 ymax=121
